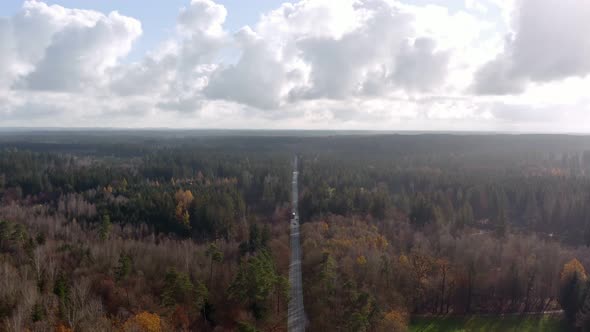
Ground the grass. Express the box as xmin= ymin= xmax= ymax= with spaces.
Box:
xmin=409 ymin=315 xmax=567 ymax=332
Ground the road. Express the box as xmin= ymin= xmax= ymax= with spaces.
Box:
xmin=288 ymin=155 xmax=306 ymax=332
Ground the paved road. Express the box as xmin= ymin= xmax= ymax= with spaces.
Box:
xmin=288 ymin=156 xmax=306 ymax=332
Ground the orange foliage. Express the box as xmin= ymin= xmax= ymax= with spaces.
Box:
xmin=560 ymin=258 xmax=587 ymax=283
xmin=55 ymin=324 xmax=73 ymax=332
xmin=175 ymin=189 xmax=194 ymax=226
xmin=175 ymin=189 xmax=194 ymax=207
xmin=379 ymin=309 xmax=409 ymax=332
xmin=123 ymin=311 xmax=162 ymax=332
xmin=172 ymin=306 xmax=190 ymax=331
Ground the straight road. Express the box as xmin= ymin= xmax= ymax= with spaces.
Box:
xmin=288 ymin=155 xmax=306 ymax=332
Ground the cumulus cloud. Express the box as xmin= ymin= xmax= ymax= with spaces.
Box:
xmin=207 ymin=0 xmax=450 ymax=107
xmin=108 ymin=0 xmax=227 ymax=114
xmin=109 ymin=54 xmax=176 ymax=96
xmin=0 ymin=1 xmax=142 ymax=92
xmin=474 ymin=0 xmax=590 ymax=95
xmin=1 ymin=0 xmax=588 ymax=130
xmin=392 ymin=38 xmax=449 ymax=92
xmin=204 ymin=27 xmax=290 ymax=109
xmin=19 ymin=12 xmax=141 ymax=91
xmin=177 ymin=0 xmax=226 ymax=36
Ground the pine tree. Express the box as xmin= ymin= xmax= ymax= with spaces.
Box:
xmin=99 ymin=214 xmax=111 ymax=241
xmin=115 ymin=253 xmax=132 ymax=282
xmin=205 ymin=244 xmax=224 ymax=285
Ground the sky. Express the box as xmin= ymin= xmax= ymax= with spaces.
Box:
xmin=1 ymin=0 xmax=589 ymax=132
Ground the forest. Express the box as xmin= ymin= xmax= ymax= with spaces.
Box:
xmin=2 ymin=130 xmax=590 ymax=331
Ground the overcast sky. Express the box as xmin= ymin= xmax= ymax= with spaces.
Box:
xmin=1 ymin=0 xmax=589 ymax=132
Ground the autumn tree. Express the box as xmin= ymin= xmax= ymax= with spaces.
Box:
xmin=123 ymin=311 xmax=162 ymax=332
xmin=378 ymin=309 xmax=409 ymax=332
xmin=175 ymin=189 xmax=194 ymax=229
xmin=560 ymin=259 xmax=588 ymax=323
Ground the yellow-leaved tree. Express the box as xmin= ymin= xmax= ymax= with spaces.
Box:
xmin=378 ymin=309 xmax=409 ymax=332
xmin=123 ymin=311 xmax=162 ymax=332
xmin=175 ymin=189 xmax=194 ymax=228
xmin=559 ymin=259 xmax=588 ymax=323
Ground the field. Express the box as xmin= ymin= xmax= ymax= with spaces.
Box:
xmin=410 ymin=315 xmax=566 ymax=332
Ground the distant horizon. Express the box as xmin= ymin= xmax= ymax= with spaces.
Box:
xmin=2 ymin=127 xmax=590 ymax=136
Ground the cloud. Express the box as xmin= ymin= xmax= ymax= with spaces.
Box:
xmin=473 ymin=56 xmax=526 ymax=95
xmin=177 ymin=0 xmax=226 ymax=36
xmin=109 ymin=0 xmax=227 ymax=111
xmin=392 ymin=37 xmax=449 ymax=92
xmin=206 ymin=0 xmax=451 ymax=107
xmin=473 ymin=0 xmax=590 ymax=95
xmin=0 ymin=1 xmax=142 ymax=92
xmin=1 ymin=0 xmax=588 ymax=131
xmin=19 ymin=12 xmax=141 ymax=91
xmin=203 ymin=27 xmax=290 ymax=109
xmin=109 ymin=54 xmax=177 ymax=96
xmin=289 ymin=2 xmax=417 ymax=99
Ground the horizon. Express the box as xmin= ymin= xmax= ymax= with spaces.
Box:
xmin=3 ymin=127 xmax=590 ymax=137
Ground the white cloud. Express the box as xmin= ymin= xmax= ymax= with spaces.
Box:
xmin=19 ymin=12 xmax=141 ymax=91
xmin=0 ymin=1 xmax=141 ymax=92
xmin=204 ymin=27 xmax=291 ymax=109
xmin=474 ymin=0 xmax=590 ymax=95
xmin=0 ymin=0 xmax=589 ymax=131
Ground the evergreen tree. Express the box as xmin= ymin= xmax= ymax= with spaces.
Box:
xmin=229 ymin=250 xmax=280 ymax=320
xmin=115 ymin=253 xmax=132 ymax=282
xmin=99 ymin=214 xmax=112 ymax=241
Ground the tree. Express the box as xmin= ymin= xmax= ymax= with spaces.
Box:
xmin=205 ymin=244 xmax=224 ymax=285
xmin=99 ymin=214 xmax=111 ymax=241
xmin=524 ymin=190 xmax=540 ymax=228
xmin=237 ymin=322 xmax=261 ymax=332
xmin=274 ymin=275 xmax=289 ymax=314
xmin=229 ymin=250 xmax=280 ymax=320
xmin=378 ymin=309 xmax=409 ymax=332
xmin=123 ymin=312 xmax=162 ymax=332
xmin=456 ymin=201 xmax=474 ymax=229
xmin=162 ymin=268 xmax=207 ymax=309
xmin=576 ymin=281 xmax=590 ymax=331
xmin=175 ymin=189 xmax=194 ymax=229
xmin=115 ymin=253 xmax=132 ymax=282
xmin=240 ymin=223 xmax=269 ymax=256
xmin=560 ymin=259 xmax=588 ymax=323
xmin=495 ymin=205 xmax=508 ymax=238
xmin=54 ymin=272 xmax=71 ymax=318
xmin=409 ymin=195 xmax=436 ymax=228
xmin=370 ymin=189 xmax=388 ymax=219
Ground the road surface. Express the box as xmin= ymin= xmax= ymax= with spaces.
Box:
xmin=288 ymin=155 xmax=306 ymax=332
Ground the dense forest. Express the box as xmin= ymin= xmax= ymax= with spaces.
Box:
xmin=3 ymin=131 xmax=590 ymax=331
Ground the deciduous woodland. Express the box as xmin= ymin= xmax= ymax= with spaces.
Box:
xmin=3 ymin=131 xmax=590 ymax=331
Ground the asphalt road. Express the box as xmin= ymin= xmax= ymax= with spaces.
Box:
xmin=288 ymin=155 xmax=306 ymax=332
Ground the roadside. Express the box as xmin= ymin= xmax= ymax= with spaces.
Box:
xmin=410 ymin=313 xmax=566 ymax=332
